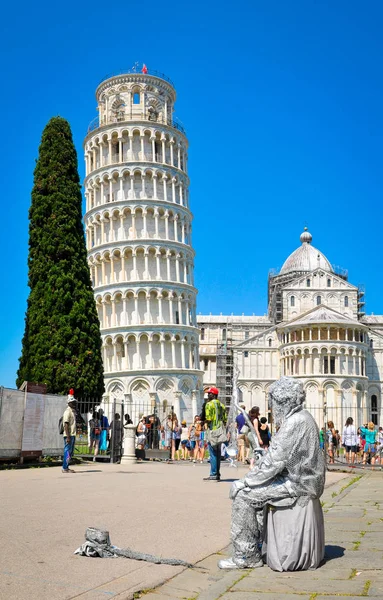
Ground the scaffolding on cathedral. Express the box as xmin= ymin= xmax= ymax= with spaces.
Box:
xmin=216 ymin=342 xmax=234 ymax=408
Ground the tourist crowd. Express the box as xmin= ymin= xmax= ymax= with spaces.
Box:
xmin=131 ymin=402 xmax=271 ymax=464
xmin=320 ymin=418 xmax=383 ymax=466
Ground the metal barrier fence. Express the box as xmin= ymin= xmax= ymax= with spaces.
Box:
xmin=1 ymin=387 xmax=380 ymax=465
xmin=0 ymin=388 xmax=182 ymax=462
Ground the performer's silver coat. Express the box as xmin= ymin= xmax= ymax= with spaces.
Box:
xmin=230 ymin=377 xmax=325 ymax=566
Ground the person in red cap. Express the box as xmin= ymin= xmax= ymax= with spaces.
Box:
xmin=203 ymin=387 xmax=227 ymax=481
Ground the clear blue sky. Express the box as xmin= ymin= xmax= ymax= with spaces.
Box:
xmin=0 ymin=0 xmax=382 ymax=388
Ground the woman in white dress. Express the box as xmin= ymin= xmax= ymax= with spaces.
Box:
xmin=342 ymin=417 xmax=357 ymax=465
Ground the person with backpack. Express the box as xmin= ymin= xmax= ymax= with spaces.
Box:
xmin=203 ymin=387 xmax=227 ymax=482
xmin=89 ymin=411 xmax=101 ymax=461
xmin=62 ymin=390 xmax=78 ymax=473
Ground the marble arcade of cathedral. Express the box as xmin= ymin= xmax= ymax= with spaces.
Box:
xmin=198 ymin=229 xmax=383 ymax=428
xmin=83 ymin=68 xmax=202 ymax=421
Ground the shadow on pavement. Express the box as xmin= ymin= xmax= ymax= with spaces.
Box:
xmin=324 ymin=545 xmax=346 ymax=561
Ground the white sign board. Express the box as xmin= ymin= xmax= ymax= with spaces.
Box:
xmin=21 ymin=393 xmax=45 ymax=456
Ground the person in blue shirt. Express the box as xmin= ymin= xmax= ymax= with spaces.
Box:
xmin=361 ymin=422 xmax=377 ymax=466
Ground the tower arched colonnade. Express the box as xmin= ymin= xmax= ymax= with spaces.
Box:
xmin=102 ymin=330 xmax=198 ymax=373
xmin=86 ymin=204 xmax=192 ymax=249
xmin=84 ymin=126 xmax=187 ymax=178
xmin=95 ymin=287 xmax=196 ymax=329
xmin=88 ymin=244 xmax=194 ymax=288
xmin=85 ymin=166 xmax=189 ymax=211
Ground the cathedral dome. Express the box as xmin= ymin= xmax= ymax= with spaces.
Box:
xmin=280 ymin=228 xmax=333 ymax=275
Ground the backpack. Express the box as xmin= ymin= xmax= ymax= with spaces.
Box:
xmin=58 ymin=417 xmax=64 ymax=435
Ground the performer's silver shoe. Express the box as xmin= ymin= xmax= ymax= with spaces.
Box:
xmin=218 ymin=557 xmax=263 ymax=569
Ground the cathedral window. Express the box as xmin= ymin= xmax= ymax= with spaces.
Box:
xmin=222 ymin=328 xmax=227 ymax=342
xmin=201 ymin=328 xmax=205 ymax=341
xmin=306 ymin=279 xmax=311 ymax=287
xmin=327 ymin=278 xmax=331 ymax=287
xmin=344 ymin=296 xmax=349 ymax=307
xmin=204 ymin=359 xmax=208 ymax=371
xmin=290 ymin=296 xmax=295 ymax=307
xmin=245 ymin=330 xmax=249 ymax=339
xmin=268 ymin=338 xmax=272 ymax=347
xmin=370 ymin=338 xmax=374 ymax=348
xmin=244 ymin=351 xmax=249 ymax=358
xmin=316 ymin=296 xmax=321 ymax=305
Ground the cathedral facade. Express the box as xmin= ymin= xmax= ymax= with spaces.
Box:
xmin=198 ymin=229 xmax=383 ymax=428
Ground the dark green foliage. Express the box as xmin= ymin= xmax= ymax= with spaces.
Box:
xmin=17 ymin=117 xmax=104 ymax=402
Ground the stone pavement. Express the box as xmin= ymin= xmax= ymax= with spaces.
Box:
xmin=0 ymin=460 xmax=374 ymax=600
xmin=140 ymin=469 xmax=383 ymax=600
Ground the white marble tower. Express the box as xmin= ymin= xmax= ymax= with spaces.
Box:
xmin=83 ymin=67 xmax=202 ymax=421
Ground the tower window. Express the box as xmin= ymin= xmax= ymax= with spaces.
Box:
xmin=133 ymin=92 xmax=140 ymax=104
xmin=201 ymin=328 xmax=205 ymax=341
xmin=317 ymin=296 xmax=321 ymax=305
xmin=306 ymin=279 xmax=311 ymax=287
xmin=175 ymin=311 xmax=179 ymax=324
xmin=290 ymin=296 xmax=295 ymax=307
xmin=344 ymin=296 xmax=349 ymax=307
xmin=327 ymin=278 xmax=331 ymax=287
xmin=330 ymin=357 xmax=336 ymax=374
xmin=371 ymin=394 xmax=378 ymax=425
xmin=323 ymin=356 xmax=329 ymax=374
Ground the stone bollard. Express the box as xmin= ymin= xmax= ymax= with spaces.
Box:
xmin=121 ymin=424 xmax=137 ymax=464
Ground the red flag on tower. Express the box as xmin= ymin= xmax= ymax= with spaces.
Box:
xmin=142 ymin=64 xmax=148 ymax=74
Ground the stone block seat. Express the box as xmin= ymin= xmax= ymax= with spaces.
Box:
xmin=262 ymin=498 xmax=325 ymax=571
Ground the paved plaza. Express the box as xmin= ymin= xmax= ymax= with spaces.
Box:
xmin=0 ymin=461 xmax=381 ymax=599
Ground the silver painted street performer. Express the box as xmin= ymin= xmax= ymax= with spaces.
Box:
xmin=219 ymin=376 xmax=325 ymax=571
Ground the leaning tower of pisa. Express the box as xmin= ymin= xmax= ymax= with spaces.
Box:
xmin=83 ymin=66 xmax=202 ymax=422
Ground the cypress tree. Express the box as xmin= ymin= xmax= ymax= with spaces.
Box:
xmin=17 ymin=117 xmax=104 ymax=402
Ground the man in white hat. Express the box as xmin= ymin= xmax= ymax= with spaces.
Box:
xmin=62 ymin=389 xmax=78 ymax=473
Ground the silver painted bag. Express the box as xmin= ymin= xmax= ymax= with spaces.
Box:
xmin=206 ymin=424 xmax=227 ymax=445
